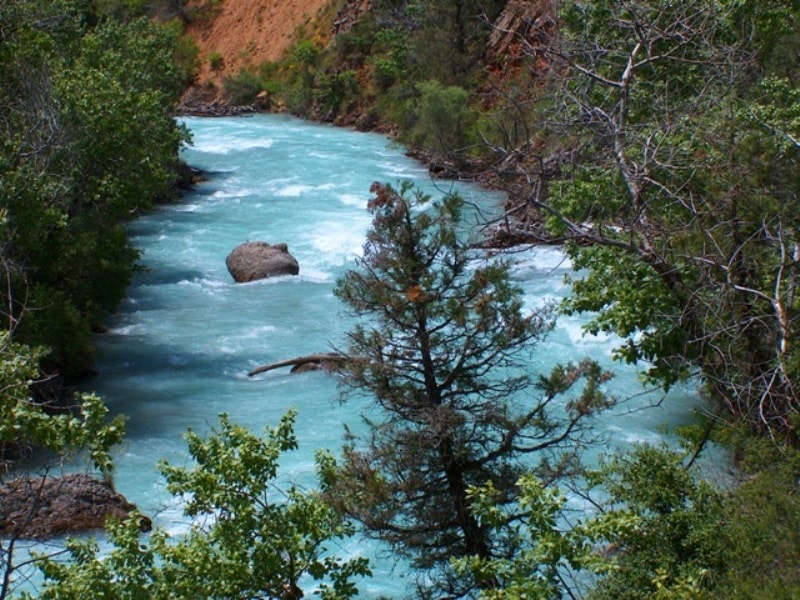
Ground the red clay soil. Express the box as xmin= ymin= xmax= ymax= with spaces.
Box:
xmin=185 ymin=0 xmax=333 ymax=92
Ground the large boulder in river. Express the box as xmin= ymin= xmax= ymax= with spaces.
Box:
xmin=226 ymin=241 xmax=299 ymax=283
xmin=0 ymin=473 xmax=150 ymax=539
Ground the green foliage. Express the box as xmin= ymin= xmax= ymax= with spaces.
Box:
xmin=93 ymin=0 xmax=149 ymax=21
xmin=402 ymin=0 xmax=506 ymax=86
xmin=584 ymin=446 xmax=727 ymax=600
xmin=456 ymin=444 xmax=730 ymax=600
xmin=372 ymin=55 xmax=405 ymax=90
xmin=0 ymin=329 xmax=124 ymax=596
xmin=749 ymin=76 xmax=800 ymax=152
xmin=456 ymin=432 xmax=800 ymax=600
xmin=561 ymin=244 xmax=692 ymax=387
xmin=538 ymin=0 xmax=800 ymax=434
xmin=409 ymin=80 xmax=475 ymax=161
xmin=32 ymin=411 xmax=370 ymax=599
xmin=30 ymin=514 xmax=165 ymax=600
xmin=183 ymin=0 xmax=221 ymax=23
xmin=207 ymin=50 xmax=223 ymax=71
xmin=259 ymin=0 xmax=506 ymax=128
xmin=0 ymin=1 xmax=187 ymax=376
xmin=0 ymin=332 xmax=124 ymax=475
xmin=581 ymin=437 xmax=800 ymax=600
xmin=280 ymin=39 xmax=324 ymax=116
xmin=222 ymin=69 xmax=262 ymax=105
xmin=370 ymin=27 xmax=408 ymax=89
xmin=725 ymin=0 xmax=800 ymax=72
xmin=329 ymin=182 xmax=611 ymax=597
xmin=17 ymin=286 xmax=96 ymax=372
xmin=454 ymin=475 xmax=591 ymax=599
xmin=219 ymin=35 xmax=344 ymax=117
xmin=145 ymin=0 xmax=190 ymax=22
xmin=709 ymin=435 xmax=800 ymax=599
xmin=164 ymin=20 xmax=201 ymax=86
xmin=315 ymin=69 xmax=360 ymax=116
xmin=332 ymin=25 xmax=374 ymax=59
xmin=547 ymin=169 xmax=626 ymax=238
xmin=292 ymin=39 xmax=320 ymax=67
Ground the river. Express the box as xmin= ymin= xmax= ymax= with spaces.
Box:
xmin=78 ymin=114 xmax=699 ymax=597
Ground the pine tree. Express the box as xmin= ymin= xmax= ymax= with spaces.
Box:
xmin=328 ymin=182 xmax=611 ymax=597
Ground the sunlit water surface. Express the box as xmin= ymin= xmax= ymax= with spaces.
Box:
xmin=50 ymin=114 xmax=701 ymax=597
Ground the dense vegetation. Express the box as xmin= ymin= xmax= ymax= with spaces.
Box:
xmin=245 ymin=0 xmax=799 ymax=436
xmin=0 ymin=0 xmax=186 ymax=594
xmin=215 ymin=0 xmax=508 ymax=146
xmin=30 ymin=412 xmax=370 ymax=599
xmin=1 ymin=0 xmax=799 ymax=598
xmin=540 ymin=0 xmax=800 ymax=439
xmin=0 ymin=0 xmax=188 ymax=380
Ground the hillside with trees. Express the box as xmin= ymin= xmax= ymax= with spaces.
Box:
xmin=1 ymin=0 xmax=799 ymax=598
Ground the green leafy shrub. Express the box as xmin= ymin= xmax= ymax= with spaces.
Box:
xmin=585 ymin=445 xmax=728 ymax=599
xmin=94 ymin=0 xmax=150 ymax=20
xmin=370 ymin=27 xmax=408 ymax=89
xmin=315 ymin=69 xmax=359 ymax=116
xmin=32 ymin=411 xmax=370 ymax=599
xmin=207 ymin=50 xmax=223 ymax=71
xmin=185 ymin=0 xmax=221 ymax=23
xmin=372 ymin=55 xmax=405 ymax=89
xmin=333 ymin=27 xmax=374 ymax=59
xmin=168 ymin=23 xmax=201 ymax=85
xmin=408 ymin=80 xmax=475 ymax=160
xmin=291 ymin=39 xmax=320 ymax=66
xmin=0 ymin=8 xmax=187 ymax=376
xmin=711 ymin=436 xmax=800 ymax=599
xmin=222 ymin=69 xmax=262 ymax=105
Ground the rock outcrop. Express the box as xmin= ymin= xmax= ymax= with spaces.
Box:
xmin=486 ymin=0 xmax=556 ymax=71
xmin=0 ymin=473 xmax=150 ymax=539
xmin=226 ymin=241 xmax=300 ymax=283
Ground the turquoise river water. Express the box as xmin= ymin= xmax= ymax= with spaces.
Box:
xmin=57 ymin=114 xmax=701 ymax=597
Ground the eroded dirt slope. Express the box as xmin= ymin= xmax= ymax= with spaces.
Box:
xmin=186 ymin=0 xmax=333 ymax=90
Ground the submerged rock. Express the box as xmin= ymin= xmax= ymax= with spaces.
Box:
xmin=0 ymin=473 xmax=150 ymax=539
xmin=226 ymin=241 xmax=300 ymax=283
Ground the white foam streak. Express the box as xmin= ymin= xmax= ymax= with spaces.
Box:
xmin=276 ymin=184 xmax=314 ymax=197
xmin=193 ymin=138 xmax=274 ymax=155
xmin=107 ymin=324 xmax=143 ymax=335
xmin=337 ymin=193 xmax=366 ymax=207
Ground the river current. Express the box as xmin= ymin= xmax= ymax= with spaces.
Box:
xmin=79 ymin=114 xmax=699 ymax=597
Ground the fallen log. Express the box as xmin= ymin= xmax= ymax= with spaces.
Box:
xmin=248 ymin=353 xmax=349 ymax=377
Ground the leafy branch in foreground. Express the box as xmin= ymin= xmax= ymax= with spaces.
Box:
xmin=31 ymin=411 xmax=369 ymax=600
xmin=0 ymin=332 xmax=125 ymax=600
xmin=456 ymin=445 xmax=728 ymax=600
